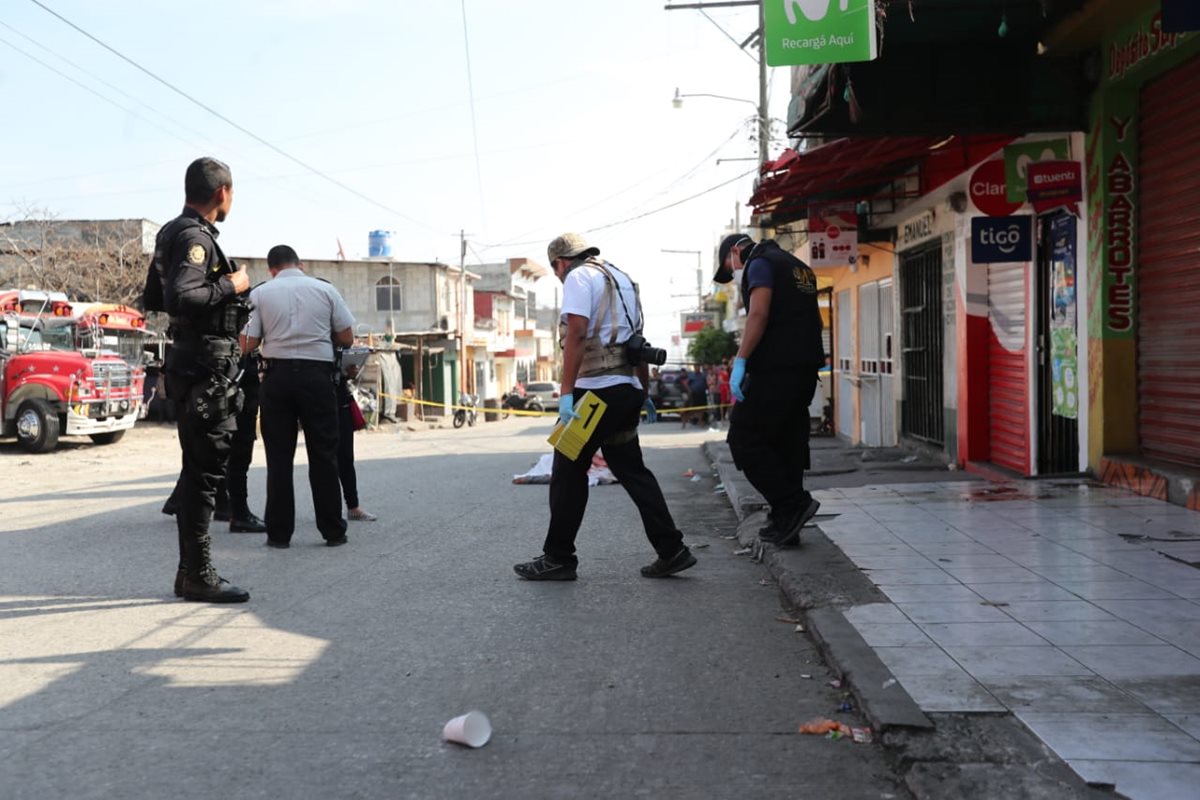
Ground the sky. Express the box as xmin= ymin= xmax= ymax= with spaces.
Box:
xmin=0 ymin=0 xmax=793 ymax=351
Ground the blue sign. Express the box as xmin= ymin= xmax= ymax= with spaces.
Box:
xmin=971 ymin=215 xmax=1033 ymax=263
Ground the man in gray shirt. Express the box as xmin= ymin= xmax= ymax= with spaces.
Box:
xmin=241 ymin=245 xmax=355 ymax=548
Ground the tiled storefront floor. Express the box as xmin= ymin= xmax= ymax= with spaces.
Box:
xmin=823 ymin=480 xmax=1200 ymax=800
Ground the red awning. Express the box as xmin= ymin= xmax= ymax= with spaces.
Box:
xmin=751 ymin=134 xmax=1014 ymax=222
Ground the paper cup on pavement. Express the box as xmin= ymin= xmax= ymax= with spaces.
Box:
xmin=442 ymin=710 xmax=491 ymax=748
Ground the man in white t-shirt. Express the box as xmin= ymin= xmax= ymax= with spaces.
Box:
xmin=514 ymin=233 xmax=695 ymax=581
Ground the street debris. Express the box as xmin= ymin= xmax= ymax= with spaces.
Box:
xmin=757 ymin=577 xmax=772 ymax=586
xmin=838 ymin=700 xmax=854 ymax=713
xmin=901 ymin=454 xmax=918 ymax=463
xmin=775 ymin=616 xmax=803 ymax=624
xmin=713 ymin=483 xmax=724 ymax=491
xmin=683 ymin=469 xmax=696 ymax=478
xmin=980 ymin=600 xmax=1010 ymax=607
xmin=692 ymin=542 xmax=710 ymax=549
xmin=799 ymin=718 xmax=851 ymax=737
xmin=690 ymin=474 xmax=702 ymax=482
xmin=720 ymin=534 xmax=738 ymax=540
xmin=442 ymin=710 xmax=492 ymax=748
xmin=829 ymin=679 xmax=843 ymax=689
xmin=795 ymin=624 xmax=805 ymax=633
xmin=881 ymin=678 xmax=898 ymax=690
xmin=798 ymin=718 xmax=874 ymax=744
xmin=733 ymin=546 xmax=752 ymax=555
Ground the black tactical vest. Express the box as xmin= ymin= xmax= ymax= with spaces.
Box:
xmin=740 ymin=239 xmax=825 ymax=371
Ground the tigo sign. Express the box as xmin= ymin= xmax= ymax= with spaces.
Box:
xmin=764 ymin=0 xmax=878 ymax=67
xmin=971 ymin=216 xmax=1032 ymax=264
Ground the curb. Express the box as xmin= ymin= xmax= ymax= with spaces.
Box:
xmin=705 ymin=440 xmax=932 ymax=733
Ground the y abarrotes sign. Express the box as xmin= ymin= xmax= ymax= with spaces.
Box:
xmin=764 ymin=0 xmax=879 ymax=67
xmin=971 ymin=216 xmax=1033 ymax=264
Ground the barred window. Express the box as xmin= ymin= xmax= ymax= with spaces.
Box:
xmin=376 ymin=276 xmax=401 ymax=312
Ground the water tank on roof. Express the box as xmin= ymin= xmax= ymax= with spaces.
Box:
xmin=368 ymin=230 xmax=393 ymax=258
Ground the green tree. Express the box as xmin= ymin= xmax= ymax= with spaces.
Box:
xmin=687 ymin=325 xmax=737 ymax=366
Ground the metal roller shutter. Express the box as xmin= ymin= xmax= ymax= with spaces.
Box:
xmin=988 ymin=261 xmax=1029 ymax=474
xmin=1138 ymin=55 xmax=1200 ymax=466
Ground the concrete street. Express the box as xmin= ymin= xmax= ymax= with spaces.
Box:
xmin=1 ymin=418 xmax=905 ymax=800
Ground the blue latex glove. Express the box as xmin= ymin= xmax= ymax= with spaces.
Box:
xmin=730 ymin=358 xmax=747 ymax=402
xmin=558 ymin=393 xmax=580 ymax=425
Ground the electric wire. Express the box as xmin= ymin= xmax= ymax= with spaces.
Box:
xmin=28 ymin=0 xmax=440 ymax=234
xmin=460 ymin=0 xmax=487 ymax=230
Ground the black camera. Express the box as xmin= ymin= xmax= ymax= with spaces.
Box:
xmin=625 ymin=333 xmax=667 ymax=367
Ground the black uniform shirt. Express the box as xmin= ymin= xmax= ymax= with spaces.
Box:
xmin=164 ymin=207 xmax=236 ymax=320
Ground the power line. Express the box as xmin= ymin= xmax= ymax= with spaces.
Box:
xmin=28 ymin=0 xmax=440 ymax=234
xmin=583 ymin=167 xmax=755 ymax=234
xmin=460 ymin=0 xmax=486 ymax=230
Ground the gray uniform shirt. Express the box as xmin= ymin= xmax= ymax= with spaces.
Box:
xmin=244 ymin=268 xmax=355 ymax=361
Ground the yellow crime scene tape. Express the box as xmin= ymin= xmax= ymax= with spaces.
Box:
xmin=378 ymin=392 xmax=731 ymax=417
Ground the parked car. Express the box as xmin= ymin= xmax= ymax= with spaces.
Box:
xmin=525 ymin=381 xmax=560 ymax=404
xmin=650 ymin=370 xmax=686 ymax=415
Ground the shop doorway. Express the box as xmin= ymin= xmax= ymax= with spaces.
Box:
xmin=1037 ymin=212 xmax=1080 ymax=474
xmin=900 ymin=243 xmax=944 ymax=445
xmin=857 ymin=279 xmax=896 ymax=446
xmin=836 ymin=289 xmax=853 ymax=438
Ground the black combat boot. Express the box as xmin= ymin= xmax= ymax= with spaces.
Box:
xmin=181 ymin=532 xmax=249 ymax=603
xmin=228 ymin=497 xmax=267 ymax=533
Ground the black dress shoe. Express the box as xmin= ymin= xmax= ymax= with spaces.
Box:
xmin=761 ymin=497 xmax=821 ymax=548
xmin=181 ymin=574 xmax=249 ymax=603
xmin=265 ymin=540 xmax=290 ymax=549
xmin=213 ymin=509 xmax=232 ymax=523
xmin=161 ymin=502 xmax=177 ymax=517
xmin=229 ymin=513 xmax=267 ymax=533
xmin=174 ymin=569 xmax=184 ymax=598
xmin=325 ymin=535 xmax=349 ymax=547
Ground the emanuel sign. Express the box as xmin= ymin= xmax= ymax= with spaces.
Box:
xmin=764 ymin=0 xmax=878 ymax=67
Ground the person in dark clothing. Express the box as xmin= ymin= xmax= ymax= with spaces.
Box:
xmin=161 ymin=354 xmax=265 ymax=532
xmin=143 ymin=157 xmax=251 ymax=603
xmin=714 ymin=233 xmax=825 ymax=547
xmin=337 ymin=362 xmax=376 ymax=522
xmin=513 ymin=233 xmax=693 ymax=581
xmin=241 ymin=245 xmax=354 ymax=548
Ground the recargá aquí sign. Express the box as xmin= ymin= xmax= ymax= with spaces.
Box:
xmin=764 ymin=0 xmax=878 ymax=66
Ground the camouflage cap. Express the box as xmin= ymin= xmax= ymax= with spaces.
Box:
xmin=547 ymin=233 xmax=599 ymax=262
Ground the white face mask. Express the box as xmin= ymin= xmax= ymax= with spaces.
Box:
xmin=732 ymin=269 xmax=744 ymax=285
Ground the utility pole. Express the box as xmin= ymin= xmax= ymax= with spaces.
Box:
xmin=459 ymin=229 xmax=468 ymax=397
xmin=664 ymin=1 xmax=771 ymax=165
xmin=662 ymin=249 xmax=705 ymax=310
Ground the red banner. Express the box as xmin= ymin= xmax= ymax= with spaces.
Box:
xmin=1026 ymin=160 xmax=1082 ymax=215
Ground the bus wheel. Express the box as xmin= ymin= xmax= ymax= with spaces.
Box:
xmin=16 ymin=399 xmax=60 ymax=453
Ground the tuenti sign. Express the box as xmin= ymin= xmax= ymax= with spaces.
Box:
xmin=1026 ymin=160 xmax=1083 ymax=215
xmin=898 ymin=209 xmax=937 ymax=249
xmin=971 ymin=216 xmax=1033 ymax=264
xmin=764 ymin=0 xmax=878 ymax=67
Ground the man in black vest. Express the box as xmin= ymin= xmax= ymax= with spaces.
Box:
xmin=143 ymin=157 xmax=251 ymax=602
xmin=714 ymin=233 xmax=825 ymax=547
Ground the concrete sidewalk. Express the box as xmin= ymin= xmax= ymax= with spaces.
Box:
xmin=708 ymin=437 xmax=1200 ymax=800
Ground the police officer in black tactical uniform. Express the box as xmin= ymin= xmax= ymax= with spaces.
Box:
xmin=143 ymin=157 xmax=251 ymax=603
xmin=161 ymin=351 xmax=266 ymax=533
xmin=714 ymin=233 xmax=825 ymax=548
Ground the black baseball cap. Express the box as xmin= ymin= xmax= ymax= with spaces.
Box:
xmin=713 ymin=233 xmax=753 ymax=283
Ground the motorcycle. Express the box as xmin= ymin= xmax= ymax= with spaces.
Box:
xmin=500 ymin=392 xmax=544 ymax=419
xmin=453 ymin=393 xmax=479 ymax=429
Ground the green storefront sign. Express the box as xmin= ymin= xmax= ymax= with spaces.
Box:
xmin=1003 ymin=139 xmax=1070 ymax=204
xmin=764 ymin=0 xmax=878 ymax=67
